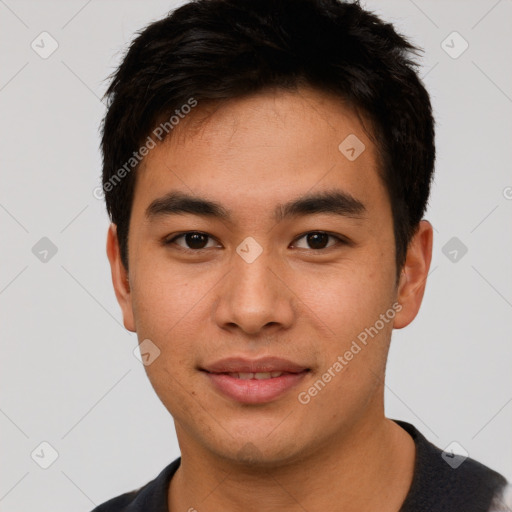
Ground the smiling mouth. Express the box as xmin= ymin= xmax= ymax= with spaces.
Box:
xmin=217 ymin=371 xmax=299 ymax=379
xmin=202 ymin=369 xmax=310 ymax=404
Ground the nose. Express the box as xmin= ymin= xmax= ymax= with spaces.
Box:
xmin=212 ymin=246 xmax=296 ymax=337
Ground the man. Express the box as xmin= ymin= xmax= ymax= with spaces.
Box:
xmin=94 ymin=0 xmax=510 ymax=510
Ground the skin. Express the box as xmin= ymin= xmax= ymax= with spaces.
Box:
xmin=107 ymin=86 xmax=433 ymax=512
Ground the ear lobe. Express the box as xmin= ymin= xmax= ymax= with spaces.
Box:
xmin=106 ymin=223 xmax=136 ymax=332
xmin=393 ymin=220 xmax=433 ymax=330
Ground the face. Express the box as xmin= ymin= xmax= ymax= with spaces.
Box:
xmin=107 ymin=86 xmax=431 ymax=467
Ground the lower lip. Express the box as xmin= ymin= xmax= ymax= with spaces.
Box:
xmin=203 ymin=371 xmax=309 ymax=404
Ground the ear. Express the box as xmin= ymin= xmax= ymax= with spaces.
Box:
xmin=106 ymin=223 xmax=136 ymax=332
xmin=393 ymin=220 xmax=433 ymax=329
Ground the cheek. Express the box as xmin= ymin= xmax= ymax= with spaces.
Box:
xmin=130 ymin=262 xmax=202 ymax=335
xmin=292 ymin=255 xmax=395 ymax=384
xmin=129 ymin=274 xmax=209 ymax=403
xmin=135 ymin=287 xmax=203 ymax=418
xmin=144 ymin=359 xmax=206 ymax=426
xmin=296 ymin=260 xmax=393 ymax=334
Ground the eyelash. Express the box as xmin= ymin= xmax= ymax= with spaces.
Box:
xmin=163 ymin=231 xmax=349 ymax=253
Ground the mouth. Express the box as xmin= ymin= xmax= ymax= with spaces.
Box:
xmin=200 ymin=361 xmax=310 ymax=404
xmin=216 ymin=371 xmax=299 ymax=380
xmin=201 ymin=355 xmax=309 ymax=375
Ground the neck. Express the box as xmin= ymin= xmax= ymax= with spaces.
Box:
xmin=168 ymin=413 xmax=416 ymax=512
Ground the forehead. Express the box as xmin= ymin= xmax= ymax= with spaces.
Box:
xmin=132 ymin=86 xmax=389 ymax=223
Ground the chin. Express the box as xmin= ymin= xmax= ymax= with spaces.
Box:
xmin=207 ymin=431 xmax=307 ymax=469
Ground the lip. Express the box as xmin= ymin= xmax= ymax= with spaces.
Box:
xmin=201 ymin=357 xmax=310 ymax=404
xmin=202 ymin=356 xmax=309 ymax=374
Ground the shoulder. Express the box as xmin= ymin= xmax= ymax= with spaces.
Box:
xmin=394 ymin=420 xmax=509 ymax=512
xmin=488 ymin=483 xmax=512 ymax=511
xmin=89 ymin=458 xmax=181 ymax=512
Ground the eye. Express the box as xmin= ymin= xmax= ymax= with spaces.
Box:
xmin=164 ymin=230 xmax=349 ymax=253
xmin=164 ymin=231 xmax=220 ymax=251
xmin=292 ymin=231 xmax=347 ymax=250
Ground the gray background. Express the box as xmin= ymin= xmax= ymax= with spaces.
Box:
xmin=1 ymin=0 xmax=511 ymax=510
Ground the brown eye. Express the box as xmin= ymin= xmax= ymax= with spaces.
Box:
xmin=292 ymin=231 xmax=346 ymax=250
xmin=183 ymin=232 xmax=209 ymax=249
xmin=306 ymin=232 xmax=329 ymax=249
xmin=165 ymin=232 xmax=219 ymax=251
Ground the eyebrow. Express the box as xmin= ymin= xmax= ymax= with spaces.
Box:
xmin=145 ymin=189 xmax=367 ymax=223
